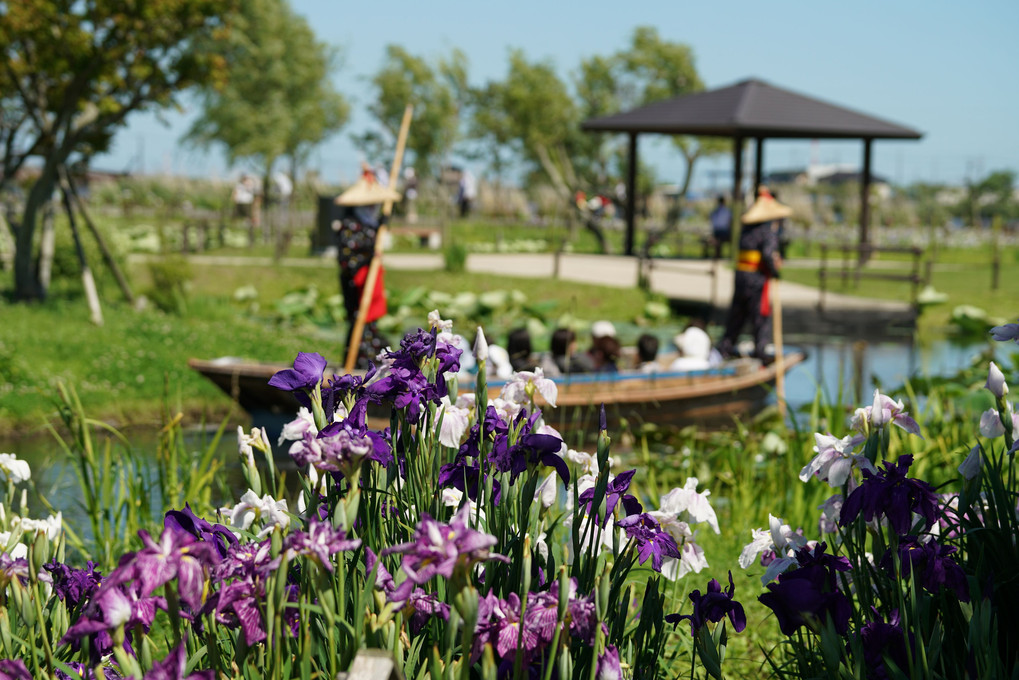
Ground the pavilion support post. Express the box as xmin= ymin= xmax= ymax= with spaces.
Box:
xmin=860 ymin=138 xmax=873 ymax=264
xmin=625 ymin=132 xmax=637 ymax=256
xmin=730 ymin=136 xmax=745 ymax=262
xmin=754 ymin=137 xmax=765 ymax=196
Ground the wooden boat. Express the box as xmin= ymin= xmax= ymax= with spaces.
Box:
xmin=188 ymin=352 xmax=806 ymax=435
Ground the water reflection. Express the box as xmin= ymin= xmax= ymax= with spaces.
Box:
xmin=784 ymin=334 xmax=999 ymax=412
xmin=8 ymin=427 xmax=249 ymax=522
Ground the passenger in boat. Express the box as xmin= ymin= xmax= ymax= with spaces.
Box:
xmin=586 ymin=320 xmax=621 ymax=373
xmin=670 ymin=325 xmax=712 ymax=372
xmin=717 ymin=187 xmax=790 ymax=362
xmin=589 ymin=335 xmax=622 ymax=373
xmin=549 ymin=327 xmax=593 ymax=375
xmin=507 ymin=327 xmax=540 ymax=372
xmin=333 ymin=165 xmax=400 ymax=368
xmin=635 ymin=334 xmax=660 ymax=373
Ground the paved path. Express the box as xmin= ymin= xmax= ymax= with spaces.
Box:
xmin=383 ymin=252 xmax=913 ymax=317
xmin=134 ymin=251 xmax=913 ymax=321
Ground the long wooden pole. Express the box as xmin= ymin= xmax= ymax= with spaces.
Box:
xmin=62 ymin=168 xmax=137 ymax=305
xmin=343 ymin=104 xmax=413 ymax=373
xmin=772 ymin=278 xmax=786 ymax=419
xmin=58 ymin=175 xmax=104 ymax=326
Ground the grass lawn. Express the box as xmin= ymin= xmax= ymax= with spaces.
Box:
xmin=781 ymin=245 xmax=1019 ymax=332
xmin=0 ymin=258 xmax=656 ymax=433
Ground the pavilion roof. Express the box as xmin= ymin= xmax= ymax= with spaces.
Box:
xmin=581 ymin=78 xmax=923 ymax=140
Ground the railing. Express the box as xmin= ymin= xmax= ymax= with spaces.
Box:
xmin=817 ymin=243 xmax=926 ymax=311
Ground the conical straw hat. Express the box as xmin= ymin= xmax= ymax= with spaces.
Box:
xmin=741 ymin=188 xmax=792 ymax=224
xmin=335 ymin=175 xmax=401 ymax=206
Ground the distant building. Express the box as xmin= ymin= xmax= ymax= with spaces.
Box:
xmin=764 ymin=164 xmax=891 ymax=198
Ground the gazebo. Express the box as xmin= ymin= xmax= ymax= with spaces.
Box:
xmin=581 ymin=78 xmax=923 ymax=256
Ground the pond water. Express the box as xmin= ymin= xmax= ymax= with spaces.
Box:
xmin=0 ymin=334 xmax=1008 ymax=521
xmin=783 ymin=333 xmax=1003 ymax=412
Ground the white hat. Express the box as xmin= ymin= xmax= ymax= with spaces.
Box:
xmin=741 ymin=187 xmax=792 ymax=225
xmin=591 ymin=320 xmax=617 ymax=339
xmin=673 ymin=326 xmax=711 ymax=361
xmin=335 ymin=174 xmax=401 ymax=206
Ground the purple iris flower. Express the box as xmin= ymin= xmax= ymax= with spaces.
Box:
xmin=989 ymin=319 xmax=1019 ymax=344
xmin=365 ymin=363 xmax=435 ymax=422
xmin=288 ymin=420 xmax=373 ymax=476
xmin=616 ymin=513 xmax=681 ymax=572
xmin=321 ymin=366 xmax=378 ymax=420
xmin=164 ymin=504 xmax=238 ymax=559
xmin=387 ymin=585 xmax=451 ymax=634
xmin=881 ymin=535 xmax=969 ymax=602
xmin=597 ymin=645 xmax=622 ymax=680
xmin=579 ymin=469 xmax=643 ymax=526
xmin=365 ymin=547 xmax=395 ymax=591
xmin=568 ymin=594 xmax=600 ymax=645
xmin=382 ymin=505 xmax=505 ymax=584
xmin=490 ymin=429 xmax=570 ymax=486
xmin=400 ymin=327 xmax=437 ymax=359
xmin=53 ymin=662 xmax=96 ymax=680
xmin=858 ymin=610 xmax=911 ymax=680
xmin=284 ymin=520 xmax=362 ymax=572
xmin=116 ymin=528 xmax=220 ymax=611
xmin=44 ymin=560 xmax=102 ymax=610
xmin=0 ymin=660 xmax=31 ymax=680
xmin=214 ymin=538 xmax=280 ymax=583
xmin=269 ymin=352 xmax=327 ymax=393
xmin=839 ymin=455 xmax=941 ymax=535
xmin=144 ymin=638 xmax=215 ymax=680
xmin=438 ymin=458 xmax=502 ymax=505
xmin=62 ymin=581 xmax=165 ymax=648
xmin=666 ymin=571 xmax=746 ymax=633
xmin=486 ymin=593 xmax=541 ymax=660
xmin=211 ymin=580 xmax=266 ymax=645
xmin=0 ymin=554 xmax=28 ymax=589
xmin=758 ymin=544 xmax=851 ymax=635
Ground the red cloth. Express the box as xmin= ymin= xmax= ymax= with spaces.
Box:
xmin=352 ymin=265 xmax=387 ymax=322
xmin=760 ymin=278 xmax=771 ymax=317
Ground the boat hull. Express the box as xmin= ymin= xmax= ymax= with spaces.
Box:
xmin=189 ymin=353 xmax=805 ymax=435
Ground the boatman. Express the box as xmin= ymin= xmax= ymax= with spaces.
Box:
xmin=716 ymin=187 xmax=791 ymax=362
xmin=333 ymin=165 xmax=401 ymax=369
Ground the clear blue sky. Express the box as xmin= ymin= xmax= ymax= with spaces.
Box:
xmin=96 ymin=0 xmax=1019 ymax=190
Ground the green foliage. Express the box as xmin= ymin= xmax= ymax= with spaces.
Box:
xmin=269 ymin=284 xmax=344 ymax=327
xmin=186 ymin=0 xmax=349 ymax=180
xmin=954 ymin=170 xmax=1018 ymax=225
xmin=443 ymin=242 xmax=468 ymax=273
xmin=1 ymin=0 xmax=237 ymax=300
xmin=357 ymin=45 xmax=465 ymax=175
xmin=145 ymin=256 xmax=193 ymax=314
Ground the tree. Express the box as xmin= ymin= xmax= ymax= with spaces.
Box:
xmin=955 ymin=170 xmax=1017 ymax=226
xmin=185 ymin=0 xmax=349 ymax=194
xmin=356 ymin=46 xmax=466 ymax=178
xmin=609 ymin=27 xmax=728 ymax=248
xmin=0 ymin=0 xmax=234 ymax=300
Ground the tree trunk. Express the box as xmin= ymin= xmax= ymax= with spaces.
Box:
xmin=14 ymin=159 xmax=60 ymax=300
xmin=0 ymin=211 xmax=15 ymax=272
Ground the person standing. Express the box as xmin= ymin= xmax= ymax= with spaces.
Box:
xmin=457 ymin=169 xmax=477 ymax=218
xmin=709 ymin=195 xmax=732 ymax=259
xmin=333 ymin=166 xmax=401 ymax=369
xmin=717 ymin=188 xmax=791 ymax=362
